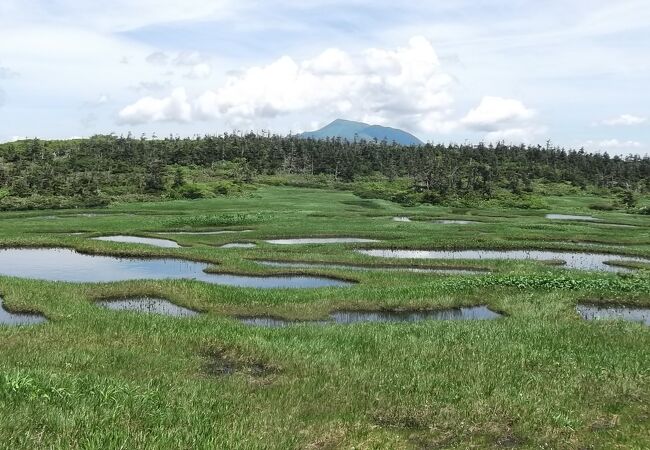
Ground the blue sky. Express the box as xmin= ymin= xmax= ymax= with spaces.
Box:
xmin=0 ymin=0 xmax=648 ymax=155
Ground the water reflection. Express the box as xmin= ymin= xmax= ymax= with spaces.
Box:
xmin=0 ymin=248 xmax=353 ymax=288
xmin=577 ymin=304 xmax=650 ymax=326
xmin=357 ymin=249 xmax=649 ymax=272
xmin=239 ymin=306 xmax=502 ymax=327
xmin=97 ymin=297 xmax=199 ymax=317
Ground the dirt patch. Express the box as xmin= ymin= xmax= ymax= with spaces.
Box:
xmin=202 ymin=348 xmax=279 ymax=378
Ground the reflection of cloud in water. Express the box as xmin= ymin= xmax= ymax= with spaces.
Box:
xmin=0 ymin=248 xmax=352 ymax=288
xmin=357 ymin=249 xmax=650 ymax=272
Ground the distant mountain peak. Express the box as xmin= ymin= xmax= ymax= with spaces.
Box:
xmin=301 ymin=119 xmax=423 ymax=146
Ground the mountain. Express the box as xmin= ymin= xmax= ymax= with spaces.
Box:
xmin=300 ymin=119 xmax=423 ymax=146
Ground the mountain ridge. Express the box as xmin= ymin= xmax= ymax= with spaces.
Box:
xmin=300 ymin=119 xmax=423 ymax=146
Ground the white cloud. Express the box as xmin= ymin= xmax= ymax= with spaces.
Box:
xmin=118 ymin=88 xmax=192 ymax=124
xmin=146 ymin=52 xmax=169 ymax=66
xmin=0 ymin=66 xmax=19 ymax=79
xmin=587 ymin=139 xmax=642 ymax=149
xmin=601 ymin=114 xmax=647 ymax=126
xmin=185 ymin=63 xmax=212 ymax=79
xmin=461 ymin=96 xmax=536 ymax=131
xmin=0 ymin=88 xmax=5 ymax=107
xmin=2 ymin=0 xmax=236 ymax=32
xmin=484 ymin=126 xmax=547 ymax=144
xmin=123 ymin=36 xmax=455 ymax=132
xmin=582 ymin=139 xmax=645 ymax=155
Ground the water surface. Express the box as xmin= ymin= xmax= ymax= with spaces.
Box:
xmin=158 ymin=230 xmax=253 ymax=235
xmin=576 ymin=304 xmax=650 ymax=326
xmin=93 ymin=235 xmax=181 ymax=248
xmin=266 ymin=238 xmax=379 ymax=245
xmin=220 ymin=243 xmax=257 ymax=249
xmin=393 ymin=217 xmax=411 ymax=222
xmin=0 ymin=248 xmax=353 ymax=288
xmin=239 ymin=306 xmax=502 ymax=327
xmin=432 ymin=220 xmax=479 ymax=225
xmin=546 ymin=214 xmax=600 ymax=221
xmin=357 ymin=249 xmax=650 ymax=272
xmin=256 ymin=260 xmax=486 ymax=275
xmin=0 ymin=298 xmax=47 ymax=326
xmin=97 ymin=297 xmax=199 ymax=317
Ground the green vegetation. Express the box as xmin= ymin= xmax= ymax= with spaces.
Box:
xmin=0 ymin=186 xmax=649 ymax=449
xmin=1 ymin=135 xmax=648 ymax=211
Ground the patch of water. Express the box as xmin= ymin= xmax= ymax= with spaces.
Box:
xmin=356 ymin=249 xmax=650 ymax=272
xmin=0 ymin=298 xmax=47 ymax=326
xmin=547 ymin=241 xmax=626 ymax=249
xmin=92 ymin=235 xmax=181 ymax=248
xmin=256 ymin=260 xmax=486 ymax=275
xmin=266 ymin=238 xmax=379 ymax=245
xmin=238 ymin=306 xmax=502 ymax=327
xmin=158 ymin=230 xmax=253 ymax=235
xmin=97 ymin=297 xmax=199 ymax=317
xmin=432 ymin=220 xmax=479 ymax=225
xmin=220 ymin=243 xmax=257 ymax=249
xmin=0 ymin=248 xmax=353 ymax=288
xmin=393 ymin=217 xmax=412 ymax=222
xmin=545 ymin=214 xmax=600 ymax=221
xmin=576 ymin=304 xmax=650 ymax=326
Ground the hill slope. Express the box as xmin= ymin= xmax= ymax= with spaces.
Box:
xmin=301 ymin=119 xmax=423 ymax=145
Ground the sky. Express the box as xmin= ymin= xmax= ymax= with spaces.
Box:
xmin=0 ymin=0 xmax=649 ymax=155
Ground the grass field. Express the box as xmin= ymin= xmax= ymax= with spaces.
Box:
xmin=0 ymin=186 xmax=649 ymax=449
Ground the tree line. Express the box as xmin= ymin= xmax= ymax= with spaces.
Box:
xmin=0 ymin=134 xmax=648 ymax=210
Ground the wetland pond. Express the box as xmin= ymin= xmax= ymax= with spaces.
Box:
xmin=239 ymin=306 xmax=502 ymax=327
xmin=356 ymin=249 xmax=650 ymax=272
xmin=545 ymin=214 xmax=601 ymax=221
xmin=0 ymin=248 xmax=353 ymax=288
xmin=256 ymin=260 xmax=486 ymax=275
xmin=158 ymin=230 xmax=253 ymax=235
xmin=432 ymin=220 xmax=480 ymax=225
xmin=266 ymin=238 xmax=379 ymax=245
xmin=92 ymin=236 xmax=181 ymax=248
xmin=0 ymin=298 xmax=47 ymax=325
xmin=577 ymin=304 xmax=650 ymax=326
xmin=97 ymin=297 xmax=199 ymax=317
xmin=220 ymin=243 xmax=257 ymax=249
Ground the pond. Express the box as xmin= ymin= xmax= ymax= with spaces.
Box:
xmin=0 ymin=248 xmax=353 ymax=288
xmin=576 ymin=304 xmax=650 ymax=326
xmin=238 ymin=306 xmax=502 ymax=327
xmin=266 ymin=238 xmax=379 ymax=245
xmin=256 ymin=260 xmax=486 ymax=275
xmin=393 ymin=217 xmax=412 ymax=222
xmin=545 ymin=214 xmax=600 ymax=221
xmin=432 ymin=220 xmax=479 ymax=225
xmin=220 ymin=243 xmax=257 ymax=249
xmin=97 ymin=297 xmax=199 ymax=317
xmin=0 ymin=298 xmax=47 ymax=326
xmin=158 ymin=230 xmax=253 ymax=235
xmin=92 ymin=235 xmax=181 ymax=248
xmin=356 ymin=249 xmax=650 ymax=272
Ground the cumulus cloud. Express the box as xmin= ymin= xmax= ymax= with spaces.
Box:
xmin=581 ymin=139 xmax=646 ymax=156
xmin=459 ymin=96 xmax=542 ymax=143
xmin=461 ymin=96 xmax=535 ymax=131
xmin=118 ymin=87 xmax=192 ymax=124
xmin=145 ymin=51 xmax=213 ymax=79
xmin=586 ymin=139 xmax=643 ymax=149
xmin=185 ymin=63 xmax=212 ymax=79
xmin=121 ymin=36 xmax=455 ymax=131
xmin=0 ymin=66 xmax=18 ymax=79
xmin=146 ymin=52 xmax=169 ymax=66
xmin=601 ymin=114 xmax=647 ymax=126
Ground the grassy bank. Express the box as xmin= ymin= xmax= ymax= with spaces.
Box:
xmin=0 ymin=186 xmax=649 ymax=449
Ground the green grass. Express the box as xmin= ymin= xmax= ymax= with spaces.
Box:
xmin=0 ymin=186 xmax=649 ymax=449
